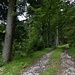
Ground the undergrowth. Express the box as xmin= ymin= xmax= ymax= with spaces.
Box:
xmin=68 ymin=47 xmax=75 ymax=57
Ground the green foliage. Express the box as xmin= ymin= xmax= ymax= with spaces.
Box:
xmin=27 ymin=0 xmax=42 ymax=8
xmin=26 ymin=37 xmax=45 ymax=55
xmin=13 ymin=0 xmax=75 ymax=58
xmin=37 ymin=38 xmax=45 ymax=50
xmin=0 ymin=24 xmax=5 ymax=53
xmin=68 ymin=47 xmax=75 ymax=57
xmin=12 ymin=22 xmax=28 ymax=56
xmin=26 ymin=37 xmax=39 ymax=54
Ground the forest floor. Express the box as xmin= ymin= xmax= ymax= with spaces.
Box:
xmin=20 ymin=48 xmax=75 ymax=75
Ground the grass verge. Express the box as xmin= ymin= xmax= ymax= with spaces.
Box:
xmin=68 ymin=47 xmax=75 ymax=57
xmin=0 ymin=48 xmax=52 ymax=75
xmin=40 ymin=48 xmax=62 ymax=75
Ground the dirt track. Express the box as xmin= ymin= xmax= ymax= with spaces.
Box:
xmin=20 ymin=51 xmax=54 ymax=75
xmin=57 ymin=50 xmax=75 ymax=75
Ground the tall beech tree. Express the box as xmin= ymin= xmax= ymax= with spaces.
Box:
xmin=2 ymin=0 xmax=16 ymax=63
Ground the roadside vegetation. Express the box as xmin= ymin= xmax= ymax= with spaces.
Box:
xmin=68 ymin=47 xmax=75 ymax=58
xmin=0 ymin=48 xmax=52 ymax=75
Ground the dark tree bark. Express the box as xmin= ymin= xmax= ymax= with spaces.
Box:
xmin=2 ymin=0 xmax=16 ymax=63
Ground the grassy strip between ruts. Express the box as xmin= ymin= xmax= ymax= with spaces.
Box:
xmin=0 ymin=48 xmax=53 ymax=75
xmin=40 ymin=47 xmax=62 ymax=75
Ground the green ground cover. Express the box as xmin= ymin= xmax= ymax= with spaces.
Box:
xmin=0 ymin=48 xmax=52 ymax=75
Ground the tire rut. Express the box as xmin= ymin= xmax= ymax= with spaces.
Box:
xmin=20 ymin=51 xmax=54 ymax=75
xmin=57 ymin=50 xmax=75 ymax=75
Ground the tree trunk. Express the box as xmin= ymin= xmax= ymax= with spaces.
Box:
xmin=2 ymin=0 xmax=16 ymax=63
xmin=55 ymin=25 xmax=59 ymax=47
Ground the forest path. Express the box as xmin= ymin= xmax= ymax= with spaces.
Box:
xmin=20 ymin=50 xmax=54 ymax=75
xmin=20 ymin=48 xmax=75 ymax=75
xmin=57 ymin=49 xmax=75 ymax=75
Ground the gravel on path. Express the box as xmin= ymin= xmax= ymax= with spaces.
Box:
xmin=20 ymin=51 xmax=54 ymax=75
xmin=57 ymin=50 xmax=75 ymax=75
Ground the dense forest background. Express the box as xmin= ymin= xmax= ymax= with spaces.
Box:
xmin=0 ymin=0 xmax=75 ymax=64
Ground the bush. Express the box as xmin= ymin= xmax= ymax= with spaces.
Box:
xmin=26 ymin=38 xmax=45 ymax=55
xmin=37 ymin=38 xmax=45 ymax=50
xmin=26 ymin=38 xmax=38 ymax=55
